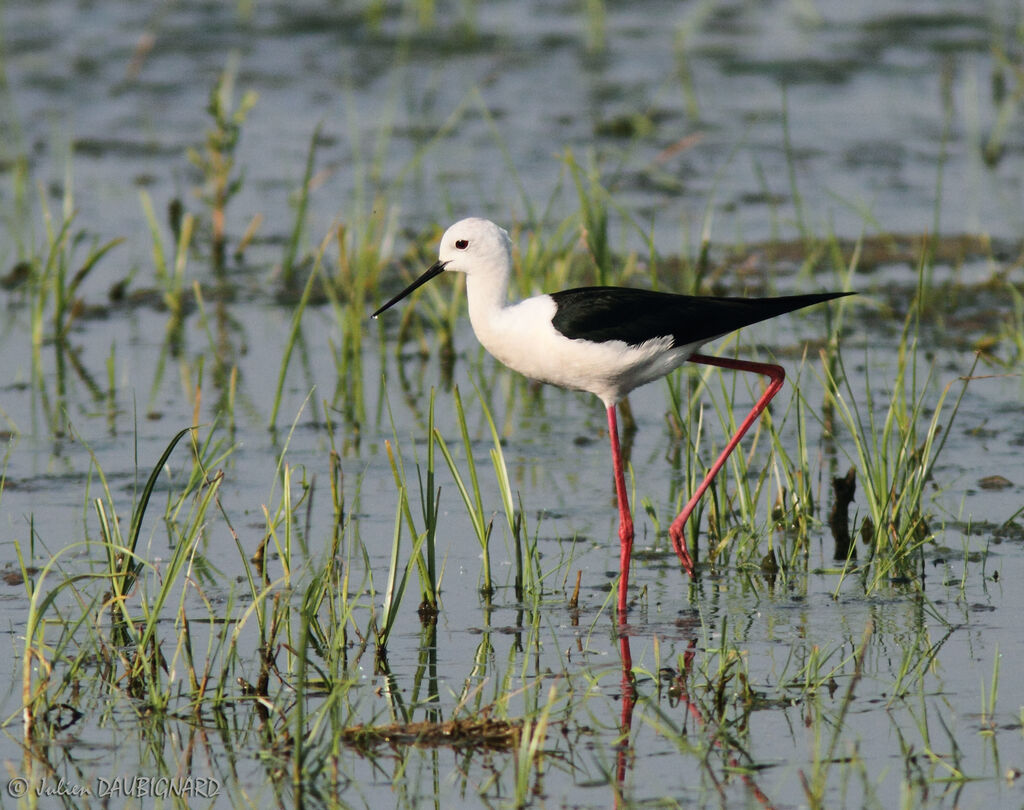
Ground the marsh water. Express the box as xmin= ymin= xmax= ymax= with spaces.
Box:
xmin=2 ymin=1 xmax=1024 ymax=808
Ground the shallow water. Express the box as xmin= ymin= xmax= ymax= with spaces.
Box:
xmin=1 ymin=1 xmax=1023 ymax=808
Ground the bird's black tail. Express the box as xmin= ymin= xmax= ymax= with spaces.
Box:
xmin=681 ymin=291 xmax=853 ymax=346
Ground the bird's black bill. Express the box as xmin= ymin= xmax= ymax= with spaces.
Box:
xmin=372 ymin=260 xmax=448 ymax=318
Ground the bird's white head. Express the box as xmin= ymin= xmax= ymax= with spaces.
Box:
xmin=372 ymin=217 xmax=512 ymax=318
xmin=436 ymin=218 xmax=512 ymax=277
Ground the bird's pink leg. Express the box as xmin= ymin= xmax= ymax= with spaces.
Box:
xmin=607 ymin=404 xmax=634 ymax=616
xmin=669 ymin=353 xmax=786 ymax=575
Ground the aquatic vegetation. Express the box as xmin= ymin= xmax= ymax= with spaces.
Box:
xmin=2 ymin=166 xmax=1008 ymax=807
xmin=186 ymin=60 xmax=259 ymax=270
xmin=1 ymin=4 xmax=1021 ymax=808
xmin=140 ymin=190 xmax=194 ymax=358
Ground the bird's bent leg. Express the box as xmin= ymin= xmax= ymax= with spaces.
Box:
xmin=608 ymin=404 xmax=634 ymax=615
xmin=669 ymin=354 xmax=786 ymax=576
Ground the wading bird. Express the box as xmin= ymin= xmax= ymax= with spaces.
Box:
xmin=374 ymin=218 xmax=850 ymax=613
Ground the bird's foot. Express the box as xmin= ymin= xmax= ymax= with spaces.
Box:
xmin=669 ymin=525 xmax=695 ymax=578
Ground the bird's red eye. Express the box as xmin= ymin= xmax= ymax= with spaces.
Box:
xmin=455 ymin=239 xmax=469 ymax=249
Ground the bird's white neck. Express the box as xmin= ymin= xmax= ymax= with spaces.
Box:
xmin=465 ymin=269 xmax=511 ymax=329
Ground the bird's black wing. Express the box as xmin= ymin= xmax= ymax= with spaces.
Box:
xmin=549 ymin=287 xmax=851 ymax=348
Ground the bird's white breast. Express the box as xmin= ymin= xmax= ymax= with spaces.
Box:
xmin=468 ymin=294 xmax=699 ymax=406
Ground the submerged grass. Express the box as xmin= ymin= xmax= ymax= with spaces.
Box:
xmin=381 ymin=388 xmax=442 ymax=637
xmin=5 ymin=185 xmax=1002 ymax=807
xmin=434 ymin=386 xmax=495 ymax=599
xmin=817 ymin=240 xmax=978 ymax=589
xmin=1 ymin=38 xmax=1016 ymax=807
xmin=9 ymin=410 xmax=570 ymax=802
xmin=186 ymin=58 xmax=258 ymax=271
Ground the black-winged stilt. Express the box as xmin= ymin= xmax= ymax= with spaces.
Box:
xmin=373 ymin=217 xmax=850 ymax=613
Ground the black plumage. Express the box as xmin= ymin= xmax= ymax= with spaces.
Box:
xmin=549 ymin=288 xmax=852 ymax=347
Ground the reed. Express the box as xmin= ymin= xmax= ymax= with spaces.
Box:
xmin=378 ymin=388 xmax=441 ymax=649
xmin=978 ymin=645 xmax=1000 ymax=735
xmin=567 ymin=149 xmax=613 ymax=286
xmin=141 ymin=189 xmax=196 ymax=405
xmin=268 ymin=237 xmax=324 ymax=432
xmin=325 ymin=212 xmax=402 ymax=431
xmin=513 ymin=683 xmax=559 ymax=807
xmin=19 ymin=176 xmax=123 ymax=435
xmin=281 ymin=124 xmax=322 ymax=287
xmin=475 ymin=383 xmax=539 ymax=600
xmin=186 ymin=59 xmax=258 ymax=270
xmin=434 ymin=386 xmax=495 ymax=598
xmin=821 ymin=336 xmax=975 ymax=590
